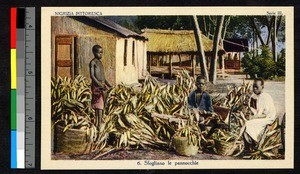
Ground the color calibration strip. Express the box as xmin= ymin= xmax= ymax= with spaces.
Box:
xmin=11 ymin=7 xmax=35 ymax=169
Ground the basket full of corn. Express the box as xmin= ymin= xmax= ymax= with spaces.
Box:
xmin=173 ymin=136 xmax=199 ymax=156
xmin=51 ymin=76 xmax=98 ymax=155
xmin=213 ymin=139 xmax=234 ymax=156
xmin=212 ymin=129 xmax=244 ymax=156
xmin=171 ymin=120 xmax=201 ymax=156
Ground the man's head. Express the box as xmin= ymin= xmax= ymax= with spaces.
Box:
xmin=196 ymin=76 xmax=206 ymax=92
xmin=253 ymin=78 xmax=264 ymax=95
xmin=92 ymin=45 xmax=103 ymax=59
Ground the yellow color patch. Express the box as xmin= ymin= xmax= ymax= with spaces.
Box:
xmin=11 ymin=49 xmax=16 ymax=89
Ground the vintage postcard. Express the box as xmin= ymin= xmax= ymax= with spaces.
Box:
xmin=41 ymin=7 xmax=294 ymax=169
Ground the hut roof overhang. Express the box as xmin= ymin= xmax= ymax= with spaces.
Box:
xmin=223 ymin=38 xmax=249 ymax=52
xmin=141 ymin=29 xmax=225 ymax=55
xmin=70 ymin=16 xmax=147 ymax=41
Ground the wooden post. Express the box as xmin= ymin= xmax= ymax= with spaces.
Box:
xmin=221 ymin=55 xmax=225 ymax=75
xmin=192 ymin=55 xmax=196 ymax=78
xmin=160 ymin=55 xmax=164 ymax=66
xmin=179 ymin=54 xmax=182 ymax=66
xmin=238 ymin=52 xmax=241 ymax=69
xmin=148 ymin=54 xmax=151 ymax=74
xmin=169 ymin=54 xmax=172 ymax=79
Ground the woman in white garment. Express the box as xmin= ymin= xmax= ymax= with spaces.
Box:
xmin=243 ymin=78 xmax=277 ymax=149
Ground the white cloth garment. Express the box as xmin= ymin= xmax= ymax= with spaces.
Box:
xmin=244 ymin=92 xmax=277 ymax=142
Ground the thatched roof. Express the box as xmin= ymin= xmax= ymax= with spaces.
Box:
xmin=141 ymin=29 xmax=225 ymax=54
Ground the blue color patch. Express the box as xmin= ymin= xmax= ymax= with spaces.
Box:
xmin=11 ymin=130 xmax=17 ymax=168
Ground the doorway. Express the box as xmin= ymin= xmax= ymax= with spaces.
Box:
xmin=55 ymin=35 xmax=77 ymax=78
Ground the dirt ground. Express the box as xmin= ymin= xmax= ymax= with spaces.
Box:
xmin=52 ymin=74 xmax=285 ymax=160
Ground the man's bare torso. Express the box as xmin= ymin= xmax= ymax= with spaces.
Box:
xmin=90 ymin=58 xmax=105 ymax=82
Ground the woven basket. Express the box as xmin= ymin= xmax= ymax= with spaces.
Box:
xmin=54 ymin=124 xmax=91 ymax=155
xmin=213 ymin=139 xmax=234 ymax=156
xmin=173 ymin=136 xmax=199 ymax=156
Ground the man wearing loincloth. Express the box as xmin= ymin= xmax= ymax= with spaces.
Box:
xmin=89 ymin=45 xmax=112 ymax=130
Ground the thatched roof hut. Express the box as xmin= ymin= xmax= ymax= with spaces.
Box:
xmin=141 ymin=29 xmax=226 ymax=77
xmin=141 ymin=29 xmax=225 ymax=54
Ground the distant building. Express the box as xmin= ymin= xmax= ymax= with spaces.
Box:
xmin=223 ymin=38 xmax=249 ymax=70
xmin=141 ymin=29 xmax=225 ymax=77
xmin=51 ymin=16 xmax=148 ymax=85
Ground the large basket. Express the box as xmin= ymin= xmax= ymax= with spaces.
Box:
xmin=213 ymin=138 xmax=243 ymax=156
xmin=54 ymin=124 xmax=91 ymax=155
xmin=213 ymin=139 xmax=233 ymax=155
xmin=173 ymin=136 xmax=199 ymax=156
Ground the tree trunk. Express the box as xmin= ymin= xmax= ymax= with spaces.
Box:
xmin=209 ymin=16 xmax=224 ymax=84
xmin=252 ymin=26 xmax=256 ymax=58
xmin=203 ymin=16 xmax=208 ymax=36
xmin=250 ymin=16 xmax=265 ymax=45
xmin=221 ymin=16 xmax=230 ymax=47
xmin=256 ymin=32 xmax=259 ymax=56
xmin=276 ymin=15 xmax=283 ymax=36
xmin=192 ymin=16 xmax=209 ymax=80
xmin=207 ymin=22 xmax=211 ymax=39
xmin=274 ymin=15 xmax=282 ymax=62
xmin=266 ymin=16 xmax=275 ymax=45
xmin=252 ymin=28 xmax=257 ymax=58
xmin=270 ymin=15 xmax=282 ymax=62
xmin=273 ymin=15 xmax=278 ymax=62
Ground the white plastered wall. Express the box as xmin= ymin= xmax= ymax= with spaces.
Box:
xmin=115 ymin=37 xmax=139 ymax=84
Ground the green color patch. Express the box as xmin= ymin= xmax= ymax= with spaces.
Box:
xmin=11 ymin=90 xmax=16 ymax=130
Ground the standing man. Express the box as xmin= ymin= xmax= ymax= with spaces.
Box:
xmin=89 ymin=44 xmax=112 ymax=130
xmin=188 ymin=76 xmax=213 ymax=113
xmin=243 ymin=78 xmax=276 ymax=149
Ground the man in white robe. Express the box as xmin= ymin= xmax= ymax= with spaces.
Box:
xmin=243 ymin=79 xmax=277 ymax=147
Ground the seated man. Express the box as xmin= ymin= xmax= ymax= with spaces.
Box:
xmin=188 ymin=76 xmax=213 ymax=131
xmin=243 ymin=78 xmax=276 ymax=149
xmin=188 ymin=76 xmax=213 ymax=113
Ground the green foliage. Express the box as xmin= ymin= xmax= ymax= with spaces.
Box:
xmin=259 ymin=57 xmax=276 ymax=79
xmin=226 ymin=16 xmax=253 ymax=39
xmin=241 ymin=53 xmax=257 ymax=79
xmin=260 ymin=45 xmax=273 ymax=58
xmin=136 ymin=16 xmax=193 ymax=31
xmin=276 ymin=48 xmax=286 ymax=76
xmin=51 ymin=75 xmax=94 ymax=128
xmin=241 ymin=46 xmax=284 ymax=79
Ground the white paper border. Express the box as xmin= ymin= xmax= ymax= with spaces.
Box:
xmin=41 ymin=6 xmax=294 ymax=170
